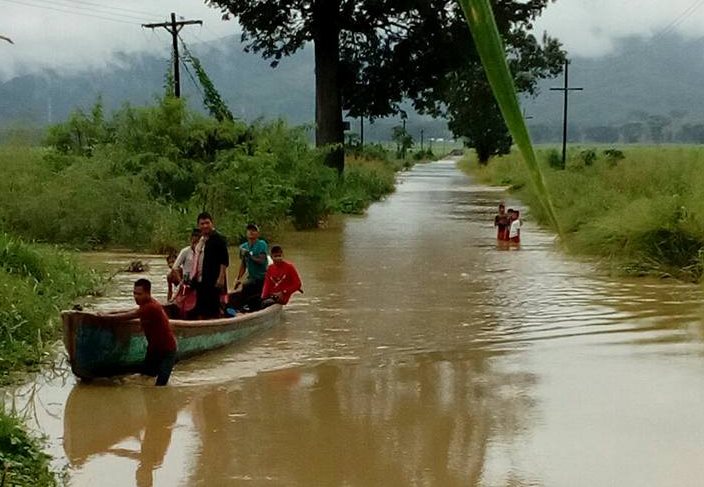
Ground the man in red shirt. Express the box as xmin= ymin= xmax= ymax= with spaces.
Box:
xmin=100 ymin=279 xmax=178 ymax=386
xmin=261 ymin=245 xmax=302 ymax=307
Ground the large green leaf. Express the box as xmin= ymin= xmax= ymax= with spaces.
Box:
xmin=457 ymin=0 xmax=563 ymax=238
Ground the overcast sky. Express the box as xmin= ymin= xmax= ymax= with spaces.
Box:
xmin=1 ymin=0 xmax=704 ymax=80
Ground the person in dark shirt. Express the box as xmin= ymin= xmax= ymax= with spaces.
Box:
xmin=195 ymin=212 xmax=229 ymax=318
xmin=494 ymin=202 xmax=510 ymax=242
xmin=98 ymin=279 xmax=177 ymax=386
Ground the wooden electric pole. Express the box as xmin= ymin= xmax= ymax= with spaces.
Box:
xmin=142 ymin=13 xmax=202 ymax=98
xmin=550 ymin=59 xmax=583 ymax=169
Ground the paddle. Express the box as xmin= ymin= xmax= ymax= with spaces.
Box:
xmin=456 ymin=0 xmax=564 ymax=240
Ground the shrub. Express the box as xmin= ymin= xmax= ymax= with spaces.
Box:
xmin=546 ymin=149 xmax=562 ymax=169
xmin=0 ymin=411 xmax=57 ymax=486
xmin=579 ymin=149 xmax=597 ymax=167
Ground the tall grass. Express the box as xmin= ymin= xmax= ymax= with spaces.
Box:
xmin=0 ymin=98 xmax=405 ymax=251
xmin=462 ymin=146 xmax=704 ymax=281
xmin=0 ymin=233 xmax=102 ymax=376
xmin=0 ymin=411 xmax=57 ymax=486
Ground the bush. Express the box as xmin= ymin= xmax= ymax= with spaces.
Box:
xmin=546 ymin=149 xmax=562 ymax=169
xmin=0 ymin=234 xmax=102 ymax=375
xmin=579 ymin=149 xmax=597 ymax=167
xmin=0 ymin=412 xmax=57 ymax=486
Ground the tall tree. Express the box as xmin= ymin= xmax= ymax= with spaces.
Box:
xmin=205 ymin=0 xmax=563 ymax=170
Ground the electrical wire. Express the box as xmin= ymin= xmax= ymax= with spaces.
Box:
xmin=58 ymin=0 xmax=162 ymax=18
xmin=0 ymin=0 xmax=138 ymax=24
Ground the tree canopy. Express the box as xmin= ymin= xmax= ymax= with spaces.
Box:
xmin=206 ymin=0 xmax=564 ymax=166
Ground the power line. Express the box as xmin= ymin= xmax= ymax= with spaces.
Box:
xmin=0 ymin=0 xmax=138 ymax=24
xmin=49 ymin=0 xmax=155 ymax=21
xmin=58 ymin=0 xmax=162 ymax=18
xmin=654 ymin=0 xmax=704 ymax=39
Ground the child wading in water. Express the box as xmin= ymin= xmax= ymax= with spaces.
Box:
xmin=508 ymin=209 xmax=522 ymax=246
xmin=494 ymin=202 xmax=510 ymax=242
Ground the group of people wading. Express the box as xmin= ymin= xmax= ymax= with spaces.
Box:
xmin=494 ymin=202 xmax=522 ymax=246
xmin=98 ymin=212 xmax=302 ymax=386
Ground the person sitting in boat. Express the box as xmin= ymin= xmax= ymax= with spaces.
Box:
xmin=194 ymin=212 xmax=229 ymax=319
xmin=260 ymin=245 xmax=302 ymax=308
xmin=169 ymin=228 xmax=201 ymax=294
xmin=98 ymin=279 xmax=177 ymax=386
xmin=231 ymin=223 xmax=268 ymax=311
xmin=165 ymin=251 xmax=179 ymax=302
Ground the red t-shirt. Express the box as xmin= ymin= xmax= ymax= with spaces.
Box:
xmin=138 ymin=299 xmax=177 ymax=353
xmin=261 ymin=261 xmax=302 ymax=305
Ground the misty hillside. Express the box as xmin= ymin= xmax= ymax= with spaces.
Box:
xmin=2 ymin=34 xmax=704 ymax=143
xmin=0 ymin=35 xmax=450 ymax=142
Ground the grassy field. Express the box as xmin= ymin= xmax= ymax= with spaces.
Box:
xmin=461 ymin=145 xmax=704 ymax=281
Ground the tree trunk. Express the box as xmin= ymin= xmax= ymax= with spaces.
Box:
xmin=313 ymin=0 xmax=344 ymax=173
xmin=476 ymin=146 xmax=491 ymax=165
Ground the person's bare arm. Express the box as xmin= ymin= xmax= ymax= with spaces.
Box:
xmin=216 ymin=264 xmax=227 ymax=289
xmin=98 ymin=309 xmax=139 ymax=321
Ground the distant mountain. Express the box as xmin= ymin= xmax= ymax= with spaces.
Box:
xmin=523 ymin=35 xmax=704 ymax=143
xmin=3 ymin=34 xmax=704 ymax=144
xmin=0 ymin=35 xmax=452 ymax=143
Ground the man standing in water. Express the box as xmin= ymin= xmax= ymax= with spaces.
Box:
xmin=196 ymin=212 xmax=229 ymax=318
xmin=99 ymin=279 xmax=177 ymax=386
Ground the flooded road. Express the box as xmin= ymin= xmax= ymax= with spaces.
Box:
xmin=5 ymin=160 xmax=704 ymax=486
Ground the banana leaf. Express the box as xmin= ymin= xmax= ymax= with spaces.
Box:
xmin=457 ymin=0 xmax=563 ymax=238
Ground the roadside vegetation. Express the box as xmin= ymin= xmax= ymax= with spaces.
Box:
xmin=0 ymin=97 xmax=422 ymax=252
xmin=0 ymin=233 xmax=102 ymax=377
xmin=461 ymin=146 xmax=704 ymax=281
xmin=0 ymin=234 xmax=100 ymax=485
xmin=0 ymin=412 xmax=57 ymax=486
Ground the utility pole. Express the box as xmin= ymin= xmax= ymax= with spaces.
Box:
xmin=420 ymin=129 xmax=424 ymax=151
xmin=550 ymin=59 xmax=583 ymax=169
xmin=360 ymin=116 xmax=364 ymax=147
xmin=143 ymin=13 xmax=202 ymax=98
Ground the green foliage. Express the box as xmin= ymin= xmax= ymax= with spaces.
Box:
xmin=0 ymin=234 xmax=102 ymax=375
xmin=0 ymin=411 xmax=57 ymax=486
xmin=2 ymin=97 xmax=401 ymax=250
xmin=604 ymin=148 xmax=625 ymax=166
xmin=180 ymin=39 xmax=235 ymax=122
xmin=546 ymin=149 xmax=562 ymax=169
xmin=464 ymin=146 xmax=704 ymax=281
xmin=579 ymin=149 xmax=597 ymax=167
xmin=391 ymin=125 xmax=413 ymax=160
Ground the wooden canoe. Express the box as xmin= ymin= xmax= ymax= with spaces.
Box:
xmin=61 ymin=304 xmax=283 ymax=380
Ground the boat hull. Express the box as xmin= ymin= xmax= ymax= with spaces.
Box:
xmin=61 ymin=304 xmax=283 ymax=379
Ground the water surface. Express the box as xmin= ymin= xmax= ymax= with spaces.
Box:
xmin=5 ymin=160 xmax=704 ymax=486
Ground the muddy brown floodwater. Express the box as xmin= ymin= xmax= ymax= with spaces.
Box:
xmin=4 ymin=160 xmax=704 ymax=486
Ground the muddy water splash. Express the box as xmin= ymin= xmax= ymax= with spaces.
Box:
xmin=4 ymin=160 xmax=704 ymax=486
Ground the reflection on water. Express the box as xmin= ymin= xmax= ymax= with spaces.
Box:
xmin=3 ymin=160 xmax=704 ymax=486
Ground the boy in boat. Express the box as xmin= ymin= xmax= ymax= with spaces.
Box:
xmin=98 ymin=279 xmax=177 ymax=386
xmin=169 ymin=229 xmax=201 ymax=291
xmin=494 ymin=202 xmax=510 ymax=242
xmin=231 ymin=223 xmax=268 ymax=311
xmin=260 ymin=245 xmax=302 ymax=308
xmin=508 ymin=209 xmax=522 ymax=245
xmin=165 ymin=251 xmax=178 ymax=302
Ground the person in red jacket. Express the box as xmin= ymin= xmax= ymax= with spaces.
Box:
xmin=261 ymin=245 xmax=302 ymax=307
xmin=99 ymin=279 xmax=177 ymax=386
